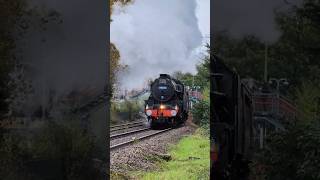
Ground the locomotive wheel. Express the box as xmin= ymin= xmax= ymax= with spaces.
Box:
xmin=171 ymin=118 xmax=179 ymax=128
xmin=149 ymin=119 xmax=156 ymax=129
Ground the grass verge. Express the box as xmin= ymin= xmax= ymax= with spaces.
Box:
xmin=136 ymin=128 xmax=210 ymax=180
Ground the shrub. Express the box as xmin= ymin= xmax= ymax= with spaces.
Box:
xmin=251 ymin=121 xmax=320 ymax=180
xmin=191 ymin=100 xmax=210 ymax=132
xmin=0 ymin=120 xmax=103 ymax=180
xmin=112 ymin=100 xmax=141 ymax=121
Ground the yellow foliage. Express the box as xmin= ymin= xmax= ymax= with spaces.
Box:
xmin=110 ymin=0 xmax=132 ymax=15
xmin=109 ymin=0 xmax=132 ymax=94
xmin=110 ymin=43 xmax=120 ymax=93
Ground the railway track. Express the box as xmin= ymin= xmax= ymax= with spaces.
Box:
xmin=110 ymin=128 xmax=172 ymax=150
xmin=110 ymin=121 xmax=145 ymax=132
xmin=110 ymin=120 xmax=144 ymax=129
xmin=110 ymin=127 xmax=149 ymax=139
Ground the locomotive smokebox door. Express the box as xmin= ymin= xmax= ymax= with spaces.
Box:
xmin=151 ymin=74 xmax=175 ymax=102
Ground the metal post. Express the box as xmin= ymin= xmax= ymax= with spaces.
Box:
xmin=276 ymin=80 xmax=280 ymax=115
xmin=192 ymin=75 xmax=194 ymax=88
xmin=259 ymin=125 xmax=264 ymax=149
xmin=264 ymin=43 xmax=268 ymax=83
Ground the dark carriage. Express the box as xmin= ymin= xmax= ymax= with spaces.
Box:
xmin=211 ymin=55 xmax=254 ymax=179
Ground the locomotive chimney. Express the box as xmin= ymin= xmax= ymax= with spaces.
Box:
xmin=160 ymin=74 xmax=170 ymax=78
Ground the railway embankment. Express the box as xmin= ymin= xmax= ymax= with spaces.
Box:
xmin=110 ymin=124 xmax=195 ymax=179
xmin=135 ymin=128 xmax=210 ymax=180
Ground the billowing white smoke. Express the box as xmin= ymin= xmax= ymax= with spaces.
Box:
xmin=111 ymin=0 xmax=203 ymax=91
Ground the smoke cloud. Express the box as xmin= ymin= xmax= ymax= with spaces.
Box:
xmin=111 ymin=0 xmax=204 ymax=91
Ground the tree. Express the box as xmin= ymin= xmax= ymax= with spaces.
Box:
xmin=110 ymin=0 xmax=133 ymax=19
xmin=194 ymin=46 xmax=210 ymax=90
xmin=109 ymin=0 xmax=132 ymax=96
xmin=172 ymin=71 xmax=194 ymax=87
xmin=110 ymin=43 xmax=120 ymax=94
xmin=295 ymin=82 xmax=320 ymax=123
xmin=213 ymin=32 xmax=266 ymax=81
xmin=272 ymin=0 xmax=320 ymax=86
xmin=0 ymin=0 xmax=27 ymax=115
xmin=251 ymin=121 xmax=320 ymax=180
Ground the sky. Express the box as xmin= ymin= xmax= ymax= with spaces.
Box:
xmin=213 ymin=0 xmax=302 ymax=43
xmin=111 ymin=0 xmax=210 ymax=91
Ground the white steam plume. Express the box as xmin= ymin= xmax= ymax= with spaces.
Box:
xmin=111 ymin=0 xmax=203 ymax=90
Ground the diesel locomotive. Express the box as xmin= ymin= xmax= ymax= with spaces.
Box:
xmin=145 ymin=74 xmax=189 ymax=129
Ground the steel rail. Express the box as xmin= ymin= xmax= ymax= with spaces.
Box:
xmin=110 ymin=121 xmax=144 ymax=129
xmin=110 ymin=128 xmax=172 ymax=150
xmin=110 ymin=123 xmax=145 ymax=132
xmin=110 ymin=128 xmax=150 ymax=139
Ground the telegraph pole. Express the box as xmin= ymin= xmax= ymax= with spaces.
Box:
xmin=264 ymin=43 xmax=268 ymax=82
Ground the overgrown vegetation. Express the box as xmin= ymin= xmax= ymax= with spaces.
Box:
xmin=137 ymin=129 xmax=210 ymax=180
xmin=111 ymin=99 xmax=142 ymax=124
xmin=251 ymin=121 xmax=320 ymax=180
xmin=0 ymin=120 xmax=103 ymax=180
xmin=192 ymin=98 xmax=210 ymax=129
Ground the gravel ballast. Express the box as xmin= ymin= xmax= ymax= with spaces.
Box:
xmin=110 ymin=125 xmax=195 ymax=177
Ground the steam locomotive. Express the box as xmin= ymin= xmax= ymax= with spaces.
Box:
xmin=145 ymin=74 xmax=189 ymax=129
xmin=211 ymin=55 xmax=253 ymax=179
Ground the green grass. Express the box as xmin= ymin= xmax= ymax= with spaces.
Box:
xmin=137 ymin=128 xmax=210 ymax=180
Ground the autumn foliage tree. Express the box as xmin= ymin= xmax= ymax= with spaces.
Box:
xmin=109 ymin=0 xmax=132 ymax=96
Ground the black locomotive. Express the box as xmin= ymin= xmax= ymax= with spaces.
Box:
xmin=145 ymin=74 xmax=189 ymax=129
xmin=211 ymin=55 xmax=254 ymax=179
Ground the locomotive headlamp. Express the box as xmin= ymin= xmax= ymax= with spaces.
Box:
xmin=171 ymin=110 xmax=177 ymax=116
xmin=146 ymin=110 xmax=152 ymax=116
xmin=175 ymin=105 xmax=178 ymax=110
xmin=160 ymin=104 xmax=165 ymax=109
xmin=146 ymin=104 xmax=149 ymax=109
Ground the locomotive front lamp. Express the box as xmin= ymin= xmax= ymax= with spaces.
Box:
xmin=175 ymin=105 xmax=178 ymax=111
xmin=146 ymin=110 xmax=152 ymax=116
xmin=171 ymin=110 xmax=177 ymax=116
xmin=160 ymin=104 xmax=165 ymax=109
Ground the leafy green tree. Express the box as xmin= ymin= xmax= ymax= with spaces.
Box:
xmin=213 ymin=33 xmax=266 ymax=81
xmin=295 ymin=82 xmax=320 ymax=122
xmin=172 ymin=71 xmax=194 ymax=87
xmin=194 ymin=48 xmax=210 ymax=90
xmin=271 ymin=0 xmax=320 ymax=87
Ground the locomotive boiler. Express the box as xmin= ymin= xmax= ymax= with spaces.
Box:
xmin=145 ymin=74 xmax=189 ymax=129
